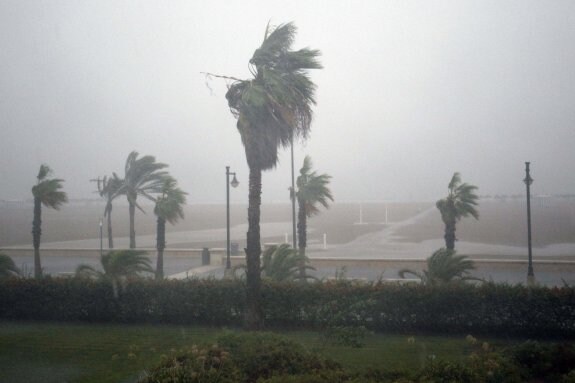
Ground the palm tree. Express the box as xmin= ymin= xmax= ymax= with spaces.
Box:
xmin=153 ymin=177 xmax=187 ymax=280
xmin=31 ymin=164 xmax=68 ymax=279
xmin=398 ymin=248 xmax=480 ymax=285
xmin=0 ymin=253 xmax=21 ymax=279
xmin=76 ymin=250 xmax=153 ymax=298
xmin=119 ymin=151 xmax=169 ymax=249
xmin=436 ymin=172 xmax=479 ymax=250
xmin=296 ymin=155 xmax=333 ymax=276
xmin=96 ymin=174 xmax=123 ymax=249
xmin=262 ymin=244 xmax=316 ymax=282
xmin=223 ymin=22 xmax=322 ymax=328
xmin=233 ymin=244 xmax=316 ymax=282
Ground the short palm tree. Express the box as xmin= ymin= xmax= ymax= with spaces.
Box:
xmin=119 ymin=151 xmax=169 ymax=248
xmin=234 ymin=244 xmax=316 ymax=282
xmin=76 ymin=250 xmax=153 ymax=298
xmin=398 ymin=248 xmax=479 ymax=285
xmin=223 ymin=22 xmax=322 ymax=328
xmin=296 ymin=156 xmax=333 ymax=276
xmin=96 ymin=174 xmax=123 ymax=249
xmin=0 ymin=253 xmax=21 ymax=279
xmin=436 ymin=172 xmax=479 ymax=250
xmin=31 ymin=164 xmax=67 ymax=279
xmin=154 ymin=177 xmax=187 ymax=280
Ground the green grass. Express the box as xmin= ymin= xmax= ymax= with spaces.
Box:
xmin=0 ymin=321 xmax=518 ymax=383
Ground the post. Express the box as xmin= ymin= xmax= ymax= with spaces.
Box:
xmin=290 ymin=137 xmax=297 ymax=249
xmin=226 ymin=166 xmax=231 ymax=270
xmin=323 ymin=233 xmax=327 ymax=249
xmin=385 ymin=204 xmax=388 ymax=224
xmin=99 ymin=218 xmax=103 ymax=257
xmin=524 ymin=162 xmax=535 ymax=284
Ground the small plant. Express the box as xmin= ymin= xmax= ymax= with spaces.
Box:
xmin=398 ymin=248 xmax=482 ymax=285
xmin=0 ymin=253 xmax=21 ymax=279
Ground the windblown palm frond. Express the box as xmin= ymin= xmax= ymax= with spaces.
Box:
xmin=119 ymin=151 xmax=169 ymax=248
xmin=32 ymin=164 xmax=67 ymax=279
xmin=0 ymin=253 xmax=21 ymax=279
xmin=98 ymin=174 xmax=123 ymax=217
xmin=436 ymin=172 xmax=479 ymax=249
xmin=120 ymin=151 xmax=169 ymax=210
xmin=76 ymin=250 xmax=152 ymax=298
xmin=399 ymin=248 xmax=480 ymax=285
xmin=261 ymin=244 xmax=316 ymax=282
xmin=225 ymin=22 xmax=322 ymax=170
xmin=154 ymin=177 xmax=187 ymax=225
xmin=32 ymin=164 xmax=67 ymax=210
xmin=296 ymin=156 xmax=333 ymax=217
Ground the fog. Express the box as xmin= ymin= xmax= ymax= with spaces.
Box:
xmin=1 ymin=0 xmax=574 ymax=204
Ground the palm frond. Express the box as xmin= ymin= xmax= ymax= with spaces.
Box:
xmin=0 ymin=253 xmax=21 ymax=278
xmin=224 ymin=22 xmax=322 ymax=170
xmin=261 ymin=244 xmax=315 ymax=282
xmin=154 ymin=177 xmax=187 ymax=224
xmin=32 ymin=165 xmax=68 ymax=210
xmin=296 ymin=156 xmax=333 ymax=217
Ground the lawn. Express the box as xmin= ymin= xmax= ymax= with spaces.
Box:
xmin=0 ymin=321 xmax=517 ymax=383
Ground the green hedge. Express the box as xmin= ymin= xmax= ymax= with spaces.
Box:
xmin=1 ymin=278 xmax=574 ymax=337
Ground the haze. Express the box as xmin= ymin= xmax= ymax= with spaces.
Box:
xmin=1 ymin=0 xmax=574 ymax=204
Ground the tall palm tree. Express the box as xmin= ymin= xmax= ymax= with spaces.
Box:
xmin=224 ymin=22 xmax=322 ymax=328
xmin=153 ymin=177 xmax=187 ymax=280
xmin=76 ymin=250 xmax=153 ymax=298
xmin=436 ymin=172 xmax=479 ymax=250
xmin=0 ymin=253 xmax=21 ymax=279
xmin=96 ymin=174 xmax=123 ymax=249
xmin=398 ymin=248 xmax=480 ymax=285
xmin=296 ymin=156 xmax=333 ymax=276
xmin=119 ymin=151 xmax=169 ymax=249
xmin=31 ymin=164 xmax=67 ymax=279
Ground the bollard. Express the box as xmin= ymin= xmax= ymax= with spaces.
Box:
xmin=201 ymin=247 xmax=211 ymax=266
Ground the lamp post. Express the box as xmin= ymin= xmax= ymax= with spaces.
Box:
xmin=226 ymin=166 xmax=239 ymax=270
xmin=99 ymin=217 xmax=103 ymax=258
xmin=523 ymin=162 xmax=535 ymax=284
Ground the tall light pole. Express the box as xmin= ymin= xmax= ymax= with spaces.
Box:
xmin=99 ymin=217 xmax=103 ymax=258
xmin=523 ymin=162 xmax=535 ymax=284
xmin=226 ymin=166 xmax=239 ymax=270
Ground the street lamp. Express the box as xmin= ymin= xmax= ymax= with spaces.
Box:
xmin=523 ymin=162 xmax=535 ymax=284
xmin=226 ymin=166 xmax=239 ymax=270
xmin=99 ymin=217 xmax=103 ymax=258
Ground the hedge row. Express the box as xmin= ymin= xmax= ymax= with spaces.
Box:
xmin=1 ymin=278 xmax=574 ymax=337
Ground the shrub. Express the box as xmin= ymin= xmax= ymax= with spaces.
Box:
xmin=140 ymin=333 xmax=340 ymax=383
xmin=1 ymin=278 xmax=575 ymax=338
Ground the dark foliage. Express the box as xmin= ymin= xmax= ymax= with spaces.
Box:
xmin=1 ymin=279 xmax=574 ymax=338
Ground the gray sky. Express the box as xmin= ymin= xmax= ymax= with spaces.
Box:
xmin=1 ymin=0 xmax=574 ymax=203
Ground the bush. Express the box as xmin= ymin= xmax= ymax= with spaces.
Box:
xmin=140 ymin=333 xmax=340 ymax=383
xmin=1 ymin=278 xmax=575 ymax=338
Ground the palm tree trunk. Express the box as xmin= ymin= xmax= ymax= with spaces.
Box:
xmin=106 ymin=202 xmax=114 ymax=249
xmin=32 ymin=197 xmax=42 ymax=279
xmin=129 ymin=201 xmax=136 ymax=249
xmin=297 ymin=196 xmax=307 ymax=279
xmin=444 ymin=220 xmax=456 ymax=250
xmin=245 ymin=166 xmax=263 ymax=329
xmin=156 ymin=216 xmax=166 ymax=280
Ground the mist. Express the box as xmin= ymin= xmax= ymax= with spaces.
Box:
xmin=1 ymin=0 xmax=574 ymax=204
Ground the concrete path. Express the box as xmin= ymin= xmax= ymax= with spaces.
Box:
xmin=308 ymin=207 xmax=575 ymax=259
